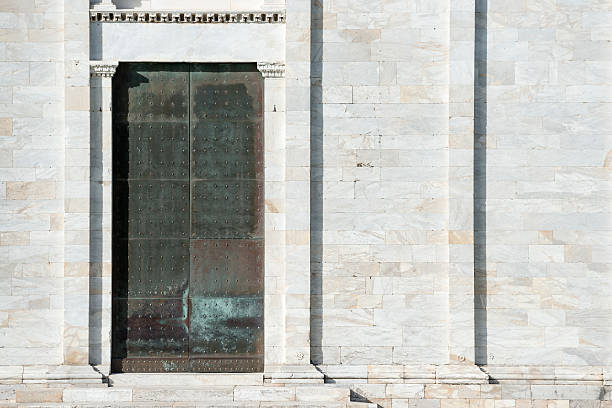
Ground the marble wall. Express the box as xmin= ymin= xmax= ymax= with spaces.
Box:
xmin=0 ymin=0 xmax=68 ymax=366
xmin=480 ymin=0 xmax=612 ymax=366
xmin=312 ymin=0 xmax=612 ymax=369
xmin=0 ymin=0 xmax=610 ymax=381
xmin=311 ymin=0 xmax=452 ymax=365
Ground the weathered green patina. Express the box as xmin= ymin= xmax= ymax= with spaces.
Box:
xmin=112 ymin=63 xmax=264 ymax=373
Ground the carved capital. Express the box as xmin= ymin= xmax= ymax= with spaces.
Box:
xmin=90 ymin=61 xmax=118 ymax=78
xmin=257 ymin=62 xmax=285 ymax=78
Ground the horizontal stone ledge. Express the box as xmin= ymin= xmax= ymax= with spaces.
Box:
xmin=437 ymin=365 xmax=489 ymax=384
xmin=89 ymin=10 xmax=286 ymax=24
xmin=317 ymin=364 xmax=488 ymax=384
xmin=15 ymin=388 xmax=63 ymax=404
xmin=21 ymin=365 xmax=103 ymax=384
xmin=132 ymin=387 xmax=234 ymax=402
xmin=530 ymin=385 xmax=608 ymax=400
xmin=295 ymin=386 xmax=350 ymax=402
xmin=63 ymin=388 xmax=132 ymax=402
xmin=485 ymin=366 xmax=608 ymax=385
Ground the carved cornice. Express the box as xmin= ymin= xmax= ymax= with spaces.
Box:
xmin=90 ymin=62 xmax=118 ymax=78
xmin=90 ymin=10 xmax=285 ymax=24
xmin=257 ymin=62 xmax=285 ymax=78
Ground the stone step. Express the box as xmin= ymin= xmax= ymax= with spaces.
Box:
xmin=6 ymin=404 xmax=374 ymax=408
xmin=232 ymin=385 xmax=350 ymax=403
xmin=295 ymin=385 xmax=350 ymax=402
xmin=57 ymin=384 xmax=355 ymax=405
xmin=133 ymin=387 xmax=236 ymax=403
xmin=0 ymin=384 xmax=371 ymax=407
xmin=109 ymin=373 xmax=263 ymax=387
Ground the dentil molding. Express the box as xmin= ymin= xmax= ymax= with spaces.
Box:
xmin=90 ymin=10 xmax=285 ymax=24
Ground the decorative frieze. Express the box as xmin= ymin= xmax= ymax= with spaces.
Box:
xmin=257 ymin=62 xmax=285 ymax=78
xmin=90 ymin=62 xmax=118 ymax=78
xmin=90 ymin=11 xmax=285 ymax=24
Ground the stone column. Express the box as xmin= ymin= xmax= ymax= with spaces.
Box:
xmin=89 ymin=61 xmax=118 ymax=372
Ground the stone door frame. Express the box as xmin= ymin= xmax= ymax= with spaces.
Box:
xmin=90 ymin=60 xmax=295 ymax=373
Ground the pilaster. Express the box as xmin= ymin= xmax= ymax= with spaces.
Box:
xmin=63 ymin=0 xmax=93 ymax=366
xmin=89 ymin=61 xmax=118 ymax=369
xmin=257 ymin=62 xmax=288 ymax=366
xmin=283 ymin=0 xmax=311 ymax=366
xmin=447 ymin=0 xmax=477 ymax=365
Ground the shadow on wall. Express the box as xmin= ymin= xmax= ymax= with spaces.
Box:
xmin=89 ymin=66 xmax=151 ymax=366
xmin=89 ymin=83 xmax=104 ymax=366
xmin=474 ymin=0 xmax=488 ymax=366
xmin=310 ymin=0 xmax=324 ymax=365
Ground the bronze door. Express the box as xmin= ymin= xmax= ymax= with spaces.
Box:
xmin=112 ymin=63 xmax=264 ymax=373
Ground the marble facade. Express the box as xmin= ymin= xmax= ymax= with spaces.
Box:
xmin=0 ymin=0 xmax=610 ymax=406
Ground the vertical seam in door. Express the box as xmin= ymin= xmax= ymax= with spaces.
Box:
xmin=188 ymin=64 xmax=191 ymax=245
xmin=187 ymin=63 xmax=192 ymax=364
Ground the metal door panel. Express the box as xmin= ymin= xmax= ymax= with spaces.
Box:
xmin=190 ymin=64 xmax=262 ymax=120
xmin=113 ymin=63 xmax=189 ymax=181
xmin=190 ymin=180 xmax=264 ymax=239
xmin=188 ymin=296 xmax=264 ymax=355
xmin=190 ymin=239 xmax=263 ymax=297
xmin=118 ymin=63 xmax=189 ymax=122
xmin=113 ymin=239 xmax=190 ymax=298
xmin=113 ymin=63 xmax=191 ymax=372
xmin=111 ymin=298 xmax=188 ymax=358
xmin=125 ymin=181 xmax=189 ymax=238
xmin=113 ymin=180 xmax=189 ymax=239
xmin=127 ymin=122 xmax=189 ymax=180
xmin=191 ymin=121 xmax=263 ymax=180
xmin=188 ymin=64 xmax=264 ymax=372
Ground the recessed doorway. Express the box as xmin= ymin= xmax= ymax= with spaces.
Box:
xmin=111 ymin=63 xmax=264 ymax=373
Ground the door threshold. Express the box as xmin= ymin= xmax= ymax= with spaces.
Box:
xmin=108 ymin=372 xmax=264 ymax=387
